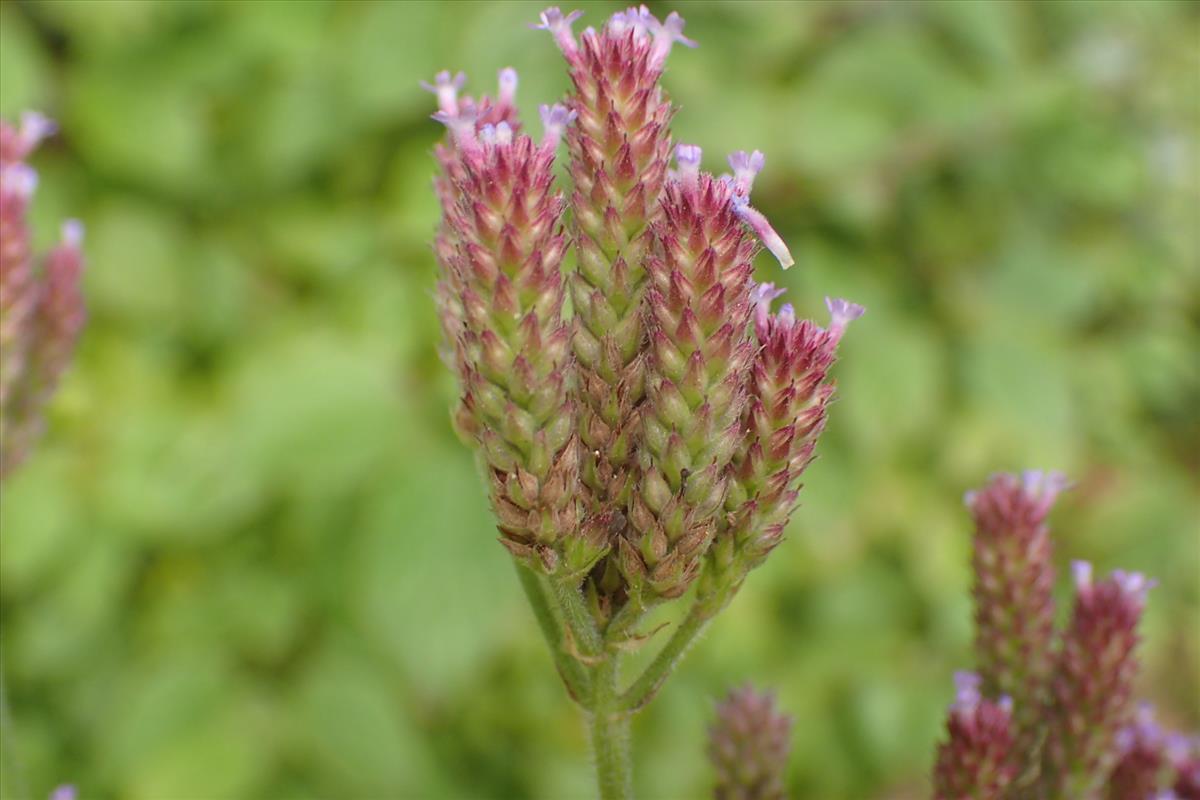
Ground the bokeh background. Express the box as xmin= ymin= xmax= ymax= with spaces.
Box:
xmin=1 ymin=1 xmax=1197 ymax=798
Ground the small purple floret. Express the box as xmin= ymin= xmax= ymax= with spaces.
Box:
xmin=539 ymin=103 xmax=576 ymax=149
xmin=728 ymin=150 xmax=765 ymax=197
xmin=731 ymin=195 xmax=794 ymax=269
xmin=650 ymin=11 xmax=697 ymax=68
xmin=0 ymin=163 xmax=38 ymax=199
xmin=1072 ymin=560 xmax=1094 ymax=590
xmin=420 ymin=70 xmax=467 ymax=115
xmin=62 ymin=219 xmax=85 ymax=248
xmin=533 ymin=7 xmax=583 ymax=55
xmin=825 ymin=297 xmax=865 ymax=339
xmin=952 ymin=670 xmax=982 ymax=713
xmin=498 ymin=67 xmax=519 ymax=105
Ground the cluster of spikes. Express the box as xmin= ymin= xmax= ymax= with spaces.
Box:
xmin=0 ymin=112 xmax=85 ymax=480
xmin=933 ymin=471 xmax=1199 ymax=800
xmin=426 ymin=4 xmax=862 ymax=631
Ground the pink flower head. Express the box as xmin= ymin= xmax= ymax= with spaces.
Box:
xmin=497 ymin=67 xmax=519 ymax=106
xmin=730 ymin=193 xmax=794 ymax=269
xmin=539 ymin=103 xmax=576 ymax=150
xmin=728 ymin=149 xmax=764 ymax=197
xmin=824 ymin=297 xmax=865 ymax=342
xmin=965 ymin=469 xmax=1069 ymax=518
xmin=49 ymin=786 xmax=77 ymax=800
xmin=420 ymin=70 xmax=467 ymax=116
xmin=533 ymin=7 xmax=583 ymax=56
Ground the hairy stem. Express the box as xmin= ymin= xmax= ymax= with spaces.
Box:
xmin=514 ymin=562 xmax=591 ymax=705
xmin=551 ymin=575 xmax=604 ymax=661
xmin=617 ymin=591 xmax=723 ymax=713
xmin=589 ymin=655 xmax=633 ymax=800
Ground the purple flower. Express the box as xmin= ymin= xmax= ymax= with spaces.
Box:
xmin=420 ymin=70 xmax=467 ymax=115
xmin=497 ymin=67 xmax=518 ymax=106
xmin=539 ymin=103 xmax=576 ymax=150
xmin=728 ymin=150 xmax=764 ymax=197
xmin=749 ymin=281 xmax=786 ymax=338
xmin=649 ymin=11 xmax=697 ymax=69
xmin=532 ymin=7 xmax=584 ymax=57
xmin=674 ymin=143 xmax=702 ymax=186
xmin=730 ymin=194 xmax=794 ymax=269
xmin=824 ymin=297 xmax=865 ymax=341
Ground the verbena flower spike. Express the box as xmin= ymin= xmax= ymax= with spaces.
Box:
xmin=932 ymin=473 xmax=1194 ymax=800
xmin=1039 ymin=563 xmax=1154 ymax=799
xmin=965 ymin=470 xmax=1065 ymax=761
xmin=0 ymin=113 xmax=86 ymax=480
xmin=708 ymin=685 xmax=792 ymax=800
xmin=427 ymin=7 xmax=858 ymax=799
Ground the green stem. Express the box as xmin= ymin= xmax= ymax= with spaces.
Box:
xmin=0 ymin=644 xmax=29 ymax=800
xmin=550 ymin=575 xmax=604 ymax=660
xmin=589 ymin=656 xmax=633 ymax=800
xmin=617 ymin=591 xmax=722 ymax=713
xmin=514 ymin=562 xmax=590 ymax=705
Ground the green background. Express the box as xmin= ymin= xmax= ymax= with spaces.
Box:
xmin=1 ymin=1 xmax=1197 ymax=798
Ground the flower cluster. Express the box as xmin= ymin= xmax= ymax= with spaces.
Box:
xmin=0 ymin=112 xmax=85 ymax=480
xmin=427 ymin=6 xmax=858 ymax=622
xmin=708 ymin=685 xmax=793 ymax=800
xmin=933 ymin=472 xmax=1197 ymax=800
xmin=427 ymin=8 xmax=862 ymax=795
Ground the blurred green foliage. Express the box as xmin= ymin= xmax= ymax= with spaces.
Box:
xmin=1 ymin=1 xmax=1197 ymax=798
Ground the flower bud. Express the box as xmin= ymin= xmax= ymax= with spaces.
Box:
xmin=1169 ymin=735 xmax=1200 ymax=799
xmin=965 ymin=470 xmax=1066 ymax=763
xmin=1039 ymin=563 xmax=1154 ymax=799
xmin=932 ymin=671 xmax=1018 ymax=800
xmin=1106 ymin=705 xmax=1168 ymax=800
xmin=708 ymin=685 xmax=792 ymax=800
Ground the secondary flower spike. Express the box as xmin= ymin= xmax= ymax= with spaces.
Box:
xmin=0 ymin=113 xmax=85 ymax=480
xmin=965 ymin=469 xmax=1065 ymax=762
xmin=708 ymin=685 xmax=792 ymax=800
xmin=932 ymin=672 xmax=1018 ymax=800
xmin=1039 ymin=563 xmax=1154 ymax=800
xmin=622 ymin=145 xmax=759 ymax=601
xmin=545 ymin=4 xmax=686 ymax=612
xmin=1106 ymin=705 xmax=1168 ymax=800
xmin=427 ymin=78 xmax=604 ymax=578
xmin=702 ymin=288 xmax=861 ymax=605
